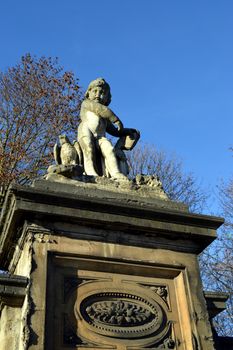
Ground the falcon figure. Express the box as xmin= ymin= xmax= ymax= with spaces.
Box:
xmin=54 ymin=135 xmax=80 ymax=165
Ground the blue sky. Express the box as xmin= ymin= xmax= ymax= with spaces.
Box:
xmin=0 ymin=0 xmax=232 ymax=213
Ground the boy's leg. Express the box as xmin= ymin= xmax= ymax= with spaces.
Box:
xmin=99 ymin=138 xmax=128 ymax=180
xmin=79 ymin=136 xmax=99 ymax=176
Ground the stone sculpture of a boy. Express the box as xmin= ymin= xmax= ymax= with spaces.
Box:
xmin=78 ymin=78 xmax=128 ymax=180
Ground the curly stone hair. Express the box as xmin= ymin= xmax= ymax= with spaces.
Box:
xmin=85 ymin=78 xmax=112 ymax=106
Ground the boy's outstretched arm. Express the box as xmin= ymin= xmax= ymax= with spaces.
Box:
xmin=106 ymin=121 xmax=139 ymax=138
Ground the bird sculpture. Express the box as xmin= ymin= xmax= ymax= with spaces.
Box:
xmin=54 ymin=135 xmax=82 ymax=166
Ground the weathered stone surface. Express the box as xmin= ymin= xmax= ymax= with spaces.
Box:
xmin=0 ymin=274 xmax=29 ymax=349
xmin=204 ymin=291 xmax=229 ymax=319
xmin=49 ymin=78 xmax=141 ymax=187
xmin=0 ymin=181 xmax=224 ymax=270
xmin=0 ymin=274 xmax=28 ymax=306
xmin=47 ymin=164 xmax=83 ymax=177
xmin=78 ymin=77 xmax=138 ymax=180
xmin=0 ymin=182 xmax=225 ymax=349
xmin=44 ymin=173 xmax=168 ymax=200
xmin=0 ymin=305 xmax=22 ymax=349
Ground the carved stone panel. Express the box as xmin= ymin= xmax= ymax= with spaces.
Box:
xmin=75 ymin=281 xmax=170 ymax=346
xmin=45 ymin=255 xmax=192 ymax=349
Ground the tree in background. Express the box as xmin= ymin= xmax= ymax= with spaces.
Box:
xmin=0 ymin=54 xmax=82 ymax=193
xmin=200 ymin=150 xmax=233 ymax=336
xmin=0 ymin=54 xmax=232 ymax=335
xmin=128 ymin=143 xmax=233 ymax=335
xmin=0 ymin=56 xmax=206 ymax=213
xmin=127 ymin=142 xmax=207 ymax=212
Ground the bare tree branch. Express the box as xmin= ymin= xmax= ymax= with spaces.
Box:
xmin=127 ymin=142 xmax=207 ymax=212
xmin=0 ymin=54 xmax=83 ymax=190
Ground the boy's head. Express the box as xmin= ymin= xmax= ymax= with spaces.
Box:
xmin=85 ymin=78 xmax=111 ymax=106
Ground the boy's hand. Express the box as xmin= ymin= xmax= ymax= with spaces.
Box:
xmin=115 ymin=120 xmax=124 ymax=132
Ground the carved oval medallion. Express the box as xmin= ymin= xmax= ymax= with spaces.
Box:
xmin=75 ymin=285 xmax=165 ymax=339
xmin=83 ymin=294 xmax=155 ymax=327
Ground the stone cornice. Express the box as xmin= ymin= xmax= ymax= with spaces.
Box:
xmin=0 ymin=274 xmax=28 ymax=307
xmin=0 ymin=181 xmax=224 ymax=269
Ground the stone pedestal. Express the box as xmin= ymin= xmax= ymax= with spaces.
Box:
xmin=0 ymin=181 xmax=224 ymax=349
